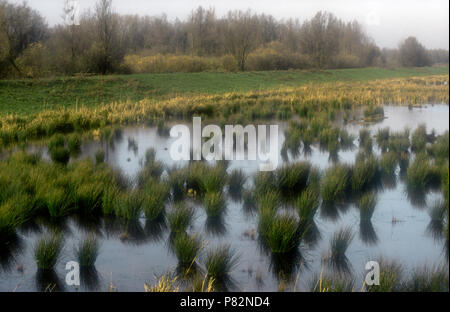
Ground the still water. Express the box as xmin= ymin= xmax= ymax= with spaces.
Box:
xmin=0 ymin=104 xmax=448 ymax=292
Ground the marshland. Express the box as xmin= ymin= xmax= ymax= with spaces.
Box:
xmin=0 ymin=0 xmax=449 ymax=293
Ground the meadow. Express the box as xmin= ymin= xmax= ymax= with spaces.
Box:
xmin=0 ymin=67 xmax=449 ymax=292
xmin=0 ymin=66 xmax=447 ymax=115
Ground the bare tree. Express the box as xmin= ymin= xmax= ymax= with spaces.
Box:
xmin=224 ymin=10 xmax=259 ymax=71
xmin=93 ymin=0 xmax=124 ymax=74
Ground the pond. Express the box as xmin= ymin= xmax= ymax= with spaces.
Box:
xmin=0 ymin=104 xmax=448 ymax=292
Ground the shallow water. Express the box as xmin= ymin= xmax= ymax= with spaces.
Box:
xmin=1 ymin=104 xmax=448 ymax=292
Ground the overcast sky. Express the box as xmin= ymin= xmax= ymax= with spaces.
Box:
xmin=12 ymin=0 xmax=450 ymax=49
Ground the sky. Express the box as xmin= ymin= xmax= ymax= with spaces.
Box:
xmin=11 ymin=0 xmax=450 ymax=49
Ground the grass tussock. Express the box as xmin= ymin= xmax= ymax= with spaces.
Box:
xmin=405 ymin=264 xmax=449 ymax=292
xmin=142 ymin=181 xmax=169 ymax=221
xmin=310 ymin=272 xmax=355 ymax=292
xmin=321 ymin=164 xmax=352 ymax=203
xmin=75 ymin=235 xmax=100 ymax=267
xmin=366 ymin=258 xmax=403 ymax=292
xmin=329 ymin=227 xmax=354 ymax=261
xmin=264 ymin=213 xmax=301 ymax=254
xmin=167 ymin=203 xmax=194 ymax=234
xmin=203 ymin=192 xmax=226 ymax=218
xmin=380 ymin=151 xmax=398 ymax=175
xmin=358 ymin=192 xmax=377 ymax=221
xmin=204 ymin=245 xmax=239 ymax=282
xmin=276 ymin=162 xmax=311 ymax=198
xmin=114 ymin=191 xmax=143 ymax=220
xmin=351 ymin=156 xmax=380 ymax=193
xmin=296 ymin=188 xmax=320 ymax=221
xmin=34 ymin=233 xmax=64 ymax=270
xmin=173 ymin=233 xmax=203 ymax=267
xmin=406 ymin=154 xmax=441 ymax=189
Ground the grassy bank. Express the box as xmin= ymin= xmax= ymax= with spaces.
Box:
xmin=0 ymin=66 xmax=448 ymax=116
xmin=0 ymin=73 xmax=448 ymax=148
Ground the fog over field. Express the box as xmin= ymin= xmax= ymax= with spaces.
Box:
xmin=12 ymin=0 xmax=450 ymax=49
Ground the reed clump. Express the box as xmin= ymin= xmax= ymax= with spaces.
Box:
xmin=167 ymin=203 xmax=194 ymax=234
xmin=321 ymin=164 xmax=352 ymax=203
xmin=75 ymin=235 xmax=100 ymax=267
xmin=34 ymin=232 xmax=64 ymax=270
xmin=204 ymin=245 xmax=239 ymax=282
xmin=173 ymin=233 xmax=203 ymax=267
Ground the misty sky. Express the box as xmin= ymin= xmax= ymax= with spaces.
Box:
xmin=11 ymin=0 xmax=450 ymax=49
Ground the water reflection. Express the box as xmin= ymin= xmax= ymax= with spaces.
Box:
xmin=320 ymin=203 xmax=341 ymax=221
xmin=36 ymin=269 xmax=65 ymax=292
xmin=119 ymin=220 xmax=147 ymax=245
xmin=269 ymin=249 xmax=305 ymax=283
xmin=325 ymin=255 xmax=352 ymax=277
xmin=0 ymin=234 xmax=23 ymax=272
xmin=80 ymin=267 xmax=102 ymax=291
xmin=359 ymin=221 xmax=378 ymax=246
xmin=144 ymin=218 xmax=168 ymax=243
xmin=72 ymin=213 xmax=103 ymax=235
xmin=204 ymin=216 xmax=227 ymax=237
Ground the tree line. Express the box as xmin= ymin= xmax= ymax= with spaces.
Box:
xmin=0 ymin=0 xmax=448 ymax=78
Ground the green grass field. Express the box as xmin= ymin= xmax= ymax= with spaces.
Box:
xmin=0 ymin=66 xmax=448 ymax=116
